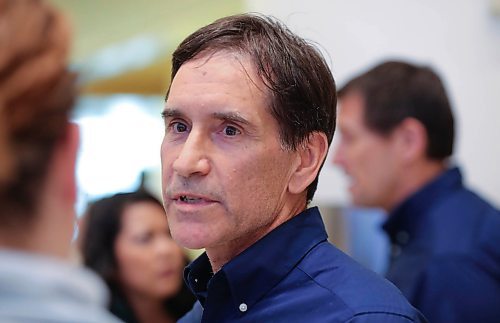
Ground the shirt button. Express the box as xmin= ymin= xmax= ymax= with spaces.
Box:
xmin=239 ymin=303 xmax=248 ymax=312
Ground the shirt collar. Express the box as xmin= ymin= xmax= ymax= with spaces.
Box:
xmin=184 ymin=207 xmax=328 ymax=311
xmin=383 ymin=167 xmax=463 ymax=244
xmin=183 ymin=252 xmax=212 ymax=306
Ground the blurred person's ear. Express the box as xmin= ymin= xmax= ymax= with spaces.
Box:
xmin=49 ymin=123 xmax=79 ymax=206
xmin=42 ymin=123 xmax=79 ymax=224
xmin=288 ymin=132 xmax=328 ymax=195
xmin=393 ymin=117 xmax=427 ymax=164
xmin=33 ymin=122 xmax=79 ymax=258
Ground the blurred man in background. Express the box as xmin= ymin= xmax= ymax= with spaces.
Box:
xmin=0 ymin=0 xmax=120 ymax=321
xmin=334 ymin=60 xmax=500 ymax=323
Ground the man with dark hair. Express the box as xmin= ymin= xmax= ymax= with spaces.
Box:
xmin=0 ymin=0 xmax=120 ymax=321
xmin=161 ymin=14 xmax=425 ymax=322
xmin=334 ymin=60 xmax=500 ymax=323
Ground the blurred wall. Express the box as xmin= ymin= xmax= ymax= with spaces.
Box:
xmin=50 ymin=0 xmax=244 ymax=62
xmin=247 ymin=0 xmax=500 ymax=208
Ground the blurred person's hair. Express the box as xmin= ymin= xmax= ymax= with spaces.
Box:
xmin=0 ymin=0 xmax=77 ymax=224
xmin=166 ymin=13 xmax=337 ymax=203
xmin=79 ymin=190 xmax=194 ymax=320
xmin=339 ymin=61 xmax=454 ymax=160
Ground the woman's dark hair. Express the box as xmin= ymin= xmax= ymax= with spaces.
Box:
xmin=339 ymin=60 xmax=454 ymax=160
xmin=79 ymin=190 xmax=195 ymax=322
xmin=167 ymin=13 xmax=337 ymax=203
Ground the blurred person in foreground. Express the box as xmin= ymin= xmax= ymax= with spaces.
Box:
xmin=333 ymin=60 xmax=500 ymax=323
xmin=0 ymin=0 xmax=120 ymax=321
xmin=161 ymin=14 xmax=426 ymax=323
xmin=79 ymin=190 xmax=196 ymax=323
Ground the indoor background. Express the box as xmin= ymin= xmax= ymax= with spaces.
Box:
xmin=49 ymin=0 xmax=500 ymax=272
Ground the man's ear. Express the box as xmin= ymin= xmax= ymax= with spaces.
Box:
xmin=393 ymin=117 xmax=427 ymax=163
xmin=288 ymin=132 xmax=328 ymax=195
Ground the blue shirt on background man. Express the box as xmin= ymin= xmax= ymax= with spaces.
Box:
xmin=383 ymin=167 xmax=500 ymax=323
xmin=180 ymin=207 xmax=426 ymax=323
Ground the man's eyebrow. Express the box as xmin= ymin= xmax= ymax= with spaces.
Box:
xmin=161 ymin=108 xmax=182 ymax=119
xmin=212 ymin=111 xmax=251 ymax=125
xmin=161 ymin=109 xmax=255 ymax=129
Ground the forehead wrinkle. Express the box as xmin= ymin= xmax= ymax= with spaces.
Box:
xmin=233 ymin=54 xmax=269 ymax=101
xmin=192 ymin=50 xmax=267 ymax=97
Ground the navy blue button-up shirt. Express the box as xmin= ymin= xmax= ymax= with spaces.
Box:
xmin=180 ymin=207 xmax=426 ymax=323
xmin=383 ymin=167 xmax=500 ymax=323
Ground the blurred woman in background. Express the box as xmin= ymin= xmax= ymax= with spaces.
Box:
xmin=79 ymin=190 xmax=195 ymax=323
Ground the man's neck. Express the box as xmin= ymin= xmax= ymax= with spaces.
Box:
xmin=0 ymin=212 xmax=72 ymax=259
xmin=206 ymin=198 xmax=307 ymax=273
xmin=386 ymin=160 xmax=447 ymax=212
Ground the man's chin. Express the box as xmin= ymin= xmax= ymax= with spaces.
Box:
xmin=352 ymin=196 xmax=380 ymax=209
xmin=351 ymin=194 xmax=370 ymax=208
xmin=171 ymin=229 xmax=210 ymax=250
xmin=177 ymin=240 xmax=206 ymax=250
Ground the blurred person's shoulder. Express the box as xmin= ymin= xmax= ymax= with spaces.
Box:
xmin=428 ymin=169 xmax=500 ymax=257
xmin=294 ymin=240 xmax=425 ymax=322
xmin=0 ymin=249 xmax=122 ymax=323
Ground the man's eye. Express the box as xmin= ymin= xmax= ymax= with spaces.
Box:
xmin=223 ymin=125 xmax=240 ymax=136
xmin=172 ymin=122 xmax=188 ymax=133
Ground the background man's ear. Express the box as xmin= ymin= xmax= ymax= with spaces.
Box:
xmin=288 ymin=132 xmax=328 ymax=195
xmin=393 ymin=117 xmax=428 ymax=163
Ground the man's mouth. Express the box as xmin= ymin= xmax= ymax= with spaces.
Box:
xmin=172 ymin=193 xmax=216 ymax=204
xmin=179 ymin=195 xmax=203 ymax=204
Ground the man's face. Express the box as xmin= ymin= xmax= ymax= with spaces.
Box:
xmin=333 ymin=92 xmax=401 ymax=210
xmin=161 ymin=51 xmax=298 ymax=254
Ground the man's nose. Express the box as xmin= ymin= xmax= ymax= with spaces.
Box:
xmin=172 ymin=131 xmax=211 ymax=178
